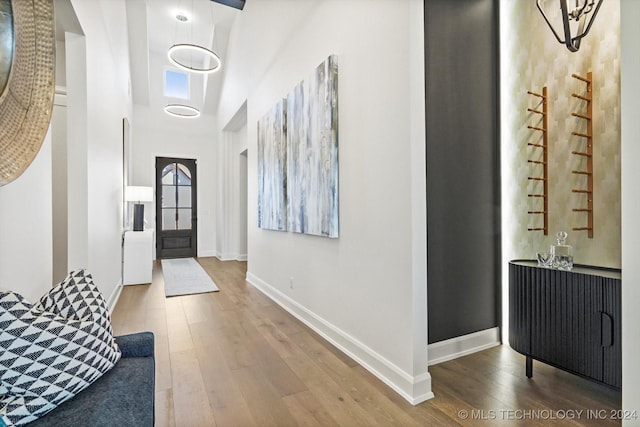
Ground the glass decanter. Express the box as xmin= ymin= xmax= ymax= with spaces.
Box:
xmin=551 ymin=231 xmax=573 ymax=271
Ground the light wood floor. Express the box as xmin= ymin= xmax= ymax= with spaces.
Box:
xmin=111 ymin=258 xmax=621 ymax=426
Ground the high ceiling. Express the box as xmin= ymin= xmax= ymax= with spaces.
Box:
xmin=54 ymin=0 xmax=240 ymax=116
xmin=127 ymin=0 xmax=240 ymax=115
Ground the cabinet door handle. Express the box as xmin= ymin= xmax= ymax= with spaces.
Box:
xmin=601 ymin=312 xmax=613 ymax=347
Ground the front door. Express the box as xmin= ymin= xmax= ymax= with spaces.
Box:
xmin=155 ymin=157 xmax=197 ymax=259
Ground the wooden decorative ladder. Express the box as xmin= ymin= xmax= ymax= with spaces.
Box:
xmin=526 ymin=87 xmax=548 ymax=235
xmin=570 ymin=72 xmax=594 ymax=238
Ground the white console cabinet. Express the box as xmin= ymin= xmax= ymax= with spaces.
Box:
xmin=123 ymin=230 xmax=154 ymax=285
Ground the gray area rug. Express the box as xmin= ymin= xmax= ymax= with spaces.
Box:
xmin=161 ymin=258 xmax=220 ymax=297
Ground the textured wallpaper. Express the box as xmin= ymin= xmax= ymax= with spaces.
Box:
xmin=501 ymin=0 xmax=621 ymax=268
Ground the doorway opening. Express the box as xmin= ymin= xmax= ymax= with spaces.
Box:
xmin=239 ymin=149 xmax=248 ymax=260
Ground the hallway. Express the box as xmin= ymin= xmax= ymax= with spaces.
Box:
xmin=111 ymin=258 xmax=621 ymax=426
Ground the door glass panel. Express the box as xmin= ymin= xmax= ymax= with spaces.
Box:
xmin=162 ymin=209 xmax=177 ymax=230
xmin=178 ymin=186 xmax=191 ymax=208
xmin=161 ymin=164 xmax=176 ymax=185
xmin=177 ymin=164 xmax=191 ymax=185
xmin=159 ymin=161 xmax=193 ymax=231
xmin=162 ymin=185 xmax=176 ymax=208
xmin=177 ymin=208 xmax=191 ymax=229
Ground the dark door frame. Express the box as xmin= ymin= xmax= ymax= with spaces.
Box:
xmin=155 ymin=156 xmax=198 ymax=259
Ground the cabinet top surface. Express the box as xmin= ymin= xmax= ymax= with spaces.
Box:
xmin=510 ymin=259 xmax=621 ymax=280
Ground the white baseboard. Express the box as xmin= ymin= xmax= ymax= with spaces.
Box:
xmin=107 ymin=280 xmax=123 ymax=315
xmin=198 ymin=249 xmax=218 ymax=258
xmin=246 ymin=272 xmax=434 ymax=405
xmin=428 ymin=327 xmax=501 ymax=366
xmin=215 ymin=253 xmax=234 ymax=261
xmin=215 ymin=252 xmax=247 ymax=262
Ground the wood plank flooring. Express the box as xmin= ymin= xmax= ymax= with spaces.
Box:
xmin=110 ymin=257 xmax=622 ymax=426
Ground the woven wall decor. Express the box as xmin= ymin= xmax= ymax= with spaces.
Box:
xmin=0 ymin=0 xmax=55 ymax=186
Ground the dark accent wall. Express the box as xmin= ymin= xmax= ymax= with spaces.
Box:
xmin=425 ymin=0 xmax=501 ymax=344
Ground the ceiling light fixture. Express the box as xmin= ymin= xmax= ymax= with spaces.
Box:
xmin=164 ymin=104 xmax=201 ymax=118
xmin=168 ymin=44 xmax=221 ymax=74
xmin=168 ymin=0 xmax=222 ymax=74
xmin=536 ymin=0 xmax=603 ymax=52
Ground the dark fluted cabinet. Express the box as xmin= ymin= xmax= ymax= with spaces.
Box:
xmin=509 ymin=260 xmax=621 ymax=389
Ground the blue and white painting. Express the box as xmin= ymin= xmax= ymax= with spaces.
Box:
xmin=286 ymin=55 xmax=339 ymax=238
xmin=257 ymin=99 xmax=287 ymax=231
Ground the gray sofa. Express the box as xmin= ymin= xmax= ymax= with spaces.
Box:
xmin=29 ymin=332 xmax=155 ymax=427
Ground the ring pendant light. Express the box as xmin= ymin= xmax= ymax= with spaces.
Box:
xmin=167 ymin=43 xmax=222 ymax=74
xmin=164 ymin=0 xmax=222 ymax=117
xmin=164 ymin=104 xmax=201 ymax=118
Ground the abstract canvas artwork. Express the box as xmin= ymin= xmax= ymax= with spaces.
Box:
xmin=257 ymin=99 xmax=288 ymax=231
xmin=286 ymin=55 xmax=339 ymax=238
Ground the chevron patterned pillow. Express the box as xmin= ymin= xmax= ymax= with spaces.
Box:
xmin=35 ymin=270 xmax=118 ymax=345
xmin=0 ymin=271 xmax=121 ymax=426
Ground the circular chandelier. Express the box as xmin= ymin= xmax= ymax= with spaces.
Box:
xmin=167 ymin=43 xmax=222 ymax=74
xmin=164 ymin=104 xmax=201 ymax=118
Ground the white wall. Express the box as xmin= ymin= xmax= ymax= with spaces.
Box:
xmin=238 ymin=133 xmax=248 ymax=259
xmin=66 ymin=0 xmax=132 ymax=305
xmin=51 ymin=29 xmax=70 ymax=283
xmin=217 ymin=0 xmax=430 ymax=403
xmin=620 ymin=0 xmax=640 ymax=423
xmin=55 ymin=40 xmax=67 ymax=89
xmin=65 ymin=31 xmax=89 ymax=277
xmin=217 ymin=118 xmax=248 ymax=261
xmin=0 ymin=132 xmax=53 ymax=303
xmin=52 ymin=94 xmax=69 ymax=285
xmin=0 ymin=0 xmax=133 ymax=306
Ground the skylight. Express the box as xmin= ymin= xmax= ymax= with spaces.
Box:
xmin=164 ymin=68 xmax=189 ymax=99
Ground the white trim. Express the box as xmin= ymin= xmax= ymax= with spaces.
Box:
xmin=427 ymin=327 xmax=501 ymax=366
xmin=107 ymin=280 xmax=123 ymax=315
xmin=246 ymin=272 xmax=434 ymax=405
xmin=198 ymin=249 xmax=218 ymax=258
xmin=215 ymin=251 xmax=236 ymax=261
xmin=54 ymin=92 xmax=67 ymax=107
xmin=214 ymin=251 xmax=247 ymax=262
